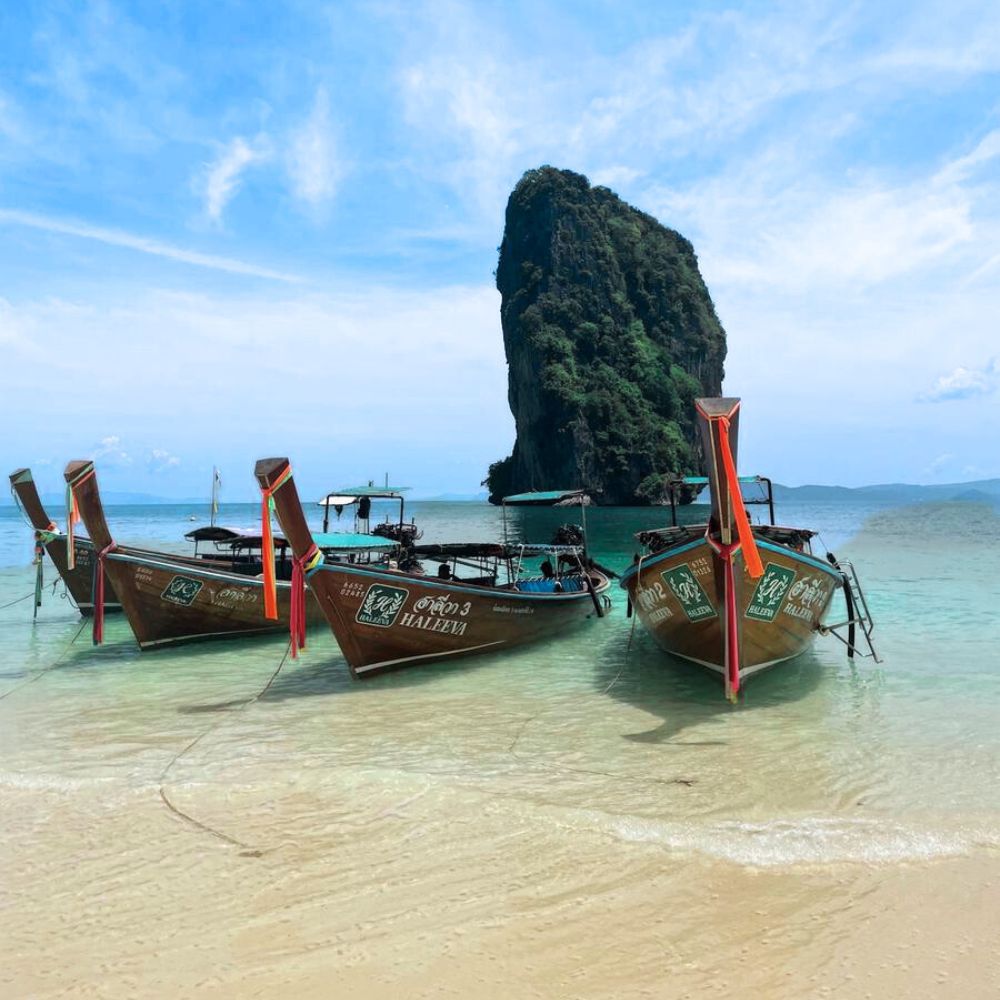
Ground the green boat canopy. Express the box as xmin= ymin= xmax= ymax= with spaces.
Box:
xmin=323 ymin=485 xmax=409 ymax=500
xmin=680 ymin=476 xmax=762 ymax=485
xmin=501 ymin=489 xmax=586 ymax=506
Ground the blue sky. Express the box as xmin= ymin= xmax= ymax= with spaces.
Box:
xmin=2 ymin=0 xmax=998 ymax=501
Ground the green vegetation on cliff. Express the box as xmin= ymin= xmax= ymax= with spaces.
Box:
xmin=486 ymin=166 xmax=726 ymax=505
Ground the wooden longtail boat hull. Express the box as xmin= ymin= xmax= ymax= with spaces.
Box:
xmin=305 ymin=562 xmax=610 ymax=677
xmin=254 ymin=457 xmax=611 ymax=678
xmin=619 ymin=396 xmax=847 ymax=698
xmin=8 ymin=467 xmax=121 ymax=616
xmin=98 ymin=549 xmax=326 ymax=649
xmin=621 ymin=536 xmax=839 ymax=681
xmin=63 ymin=459 xmax=323 ymax=650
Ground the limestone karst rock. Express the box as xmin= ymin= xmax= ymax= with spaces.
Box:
xmin=486 ymin=167 xmax=726 ymax=505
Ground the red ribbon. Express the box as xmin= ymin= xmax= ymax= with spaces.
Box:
xmin=92 ymin=542 xmax=116 ymax=645
xmin=289 ymin=543 xmax=319 ymax=658
xmin=719 ymin=542 xmax=741 ymax=700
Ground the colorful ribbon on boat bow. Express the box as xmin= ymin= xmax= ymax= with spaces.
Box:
xmin=290 ymin=543 xmax=323 ymax=658
xmin=92 ymin=541 xmax=116 ymax=645
xmin=715 ymin=416 xmax=764 ymax=580
xmin=65 ymin=465 xmax=95 ymax=571
xmin=259 ymin=463 xmax=294 ymax=621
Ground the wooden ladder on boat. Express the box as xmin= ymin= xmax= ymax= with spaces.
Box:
xmin=820 ymin=558 xmax=881 ymax=663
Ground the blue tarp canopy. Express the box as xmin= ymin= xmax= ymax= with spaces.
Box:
xmin=312 ymin=532 xmax=397 ymax=551
xmin=502 ymin=489 xmax=585 ymax=506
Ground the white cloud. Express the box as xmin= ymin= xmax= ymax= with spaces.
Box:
xmin=923 ymin=452 xmax=954 ymax=477
xmin=147 ymin=448 xmax=181 ymax=473
xmin=590 ymin=166 xmax=644 ymax=189
xmin=286 ymin=88 xmax=341 ymax=210
xmin=202 ymin=136 xmax=268 ymax=222
xmin=0 ymin=282 xmax=512 ymax=495
xmin=93 ymin=436 xmax=132 ymax=466
xmin=0 ymin=208 xmax=302 ymax=283
xmin=919 ymin=360 xmax=999 ymax=402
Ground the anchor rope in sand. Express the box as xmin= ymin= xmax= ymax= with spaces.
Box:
xmin=0 ymin=619 xmax=88 ymax=702
xmin=157 ymin=638 xmax=294 ymax=855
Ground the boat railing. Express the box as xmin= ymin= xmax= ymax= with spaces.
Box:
xmin=818 ymin=558 xmax=881 ymax=662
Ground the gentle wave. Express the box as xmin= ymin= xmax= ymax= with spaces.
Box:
xmin=599 ymin=813 xmax=1000 ymax=866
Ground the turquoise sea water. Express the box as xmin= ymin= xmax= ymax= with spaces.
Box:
xmin=2 ymin=495 xmax=999 ymax=871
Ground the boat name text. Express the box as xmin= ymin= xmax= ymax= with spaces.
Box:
xmin=398 ymin=612 xmax=468 ymax=636
xmin=413 ymin=594 xmax=472 ymax=617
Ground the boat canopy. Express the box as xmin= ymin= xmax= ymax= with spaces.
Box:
xmin=413 ymin=541 xmax=585 ymax=561
xmin=311 ymin=532 xmax=397 ymax=551
xmin=319 ymin=485 xmax=409 ymax=506
xmin=501 ymin=488 xmax=586 ymax=506
xmin=228 ymin=531 xmax=395 ymax=552
xmin=184 ymin=525 xmax=258 ymax=543
xmin=679 ymin=476 xmax=763 ymax=485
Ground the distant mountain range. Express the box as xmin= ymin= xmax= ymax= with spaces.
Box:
xmin=1 ymin=489 xmax=493 ymax=507
xmin=2 ymin=491 xmax=214 ymax=507
xmin=3 ymin=482 xmax=998 ymax=508
xmin=769 ymin=479 xmax=1000 ymax=503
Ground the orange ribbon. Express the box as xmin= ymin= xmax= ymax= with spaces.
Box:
xmin=716 ymin=416 xmax=763 ymax=579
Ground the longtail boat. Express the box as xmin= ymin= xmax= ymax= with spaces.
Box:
xmin=63 ymin=460 xmax=398 ymax=649
xmin=619 ymin=397 xmax=877 ymax=700
xmin=254 ymin=458 xmax=612 ymax=677
xmin=8 ymin=467 xmax=121 ymax=617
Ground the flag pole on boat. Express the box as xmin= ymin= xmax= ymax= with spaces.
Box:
xmin=211 ymin=466 xmax=221 ymax=527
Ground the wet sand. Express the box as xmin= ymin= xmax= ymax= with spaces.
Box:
xmin=4 ymin=762 xmax=999 ymax=999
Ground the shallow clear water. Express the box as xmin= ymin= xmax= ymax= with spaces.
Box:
xmin=3 ymin=496 xmax=998 ymax=862
xmin=2 ymin=496 xmax=999 ymax=996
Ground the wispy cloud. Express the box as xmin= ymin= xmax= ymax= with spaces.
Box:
xmin=286 ymin=88 xmax=341 ymax=211
xmin=147 ymin=448 xmax=181 ymax=473
xmin=202 ymin=136 xmax=269 ymax=222
xmin=0 ymin=208 xmax=302 ymax=283
xmin=919 ymin=359 xmax=999 ymax=402
xmin=93 ymin=435 xmax=132 ymax=467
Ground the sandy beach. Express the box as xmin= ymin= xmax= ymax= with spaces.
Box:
xmin=3 ymin=496 xmax=1000 ymax=1000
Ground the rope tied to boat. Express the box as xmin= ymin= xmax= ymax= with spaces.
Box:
xmin=65 ymin=464 xmax=96 ymax=571
xmin=258 ymin=462 xmax=294 ymax=621
xmin=288 ymin=543 xmax=323 ymax=658
xmin=91 ymin=541 xmax=117 ymax=645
